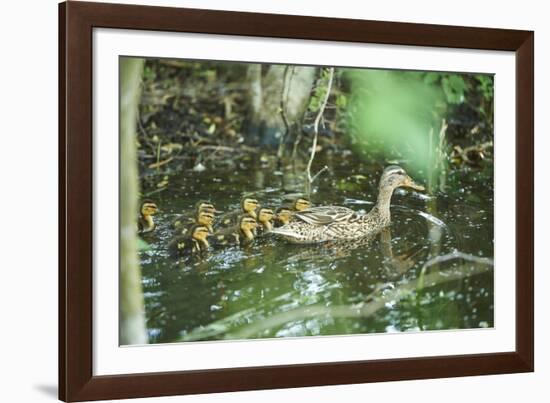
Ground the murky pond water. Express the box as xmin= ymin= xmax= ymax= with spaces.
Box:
xmin=139 ymin=155 xmax=494 ymax=343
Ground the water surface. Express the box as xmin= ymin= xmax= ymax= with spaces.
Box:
xmin=139 ymin=155 xmax=494 ymax=343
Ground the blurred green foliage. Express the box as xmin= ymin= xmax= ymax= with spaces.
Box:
xmin=345 ymin=68 xmax=493 ymax=180
xmin=345 ymin=69 xmax=442 ymax=176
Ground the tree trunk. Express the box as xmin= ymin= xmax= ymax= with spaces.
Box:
xmin=245 ymin=64 xmax=316 ymax=148
xmin=120 ymin=57 xmax=148 ymax=345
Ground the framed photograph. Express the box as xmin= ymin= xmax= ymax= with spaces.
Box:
xmin=59 ymin=1 xmax=534 ymax=401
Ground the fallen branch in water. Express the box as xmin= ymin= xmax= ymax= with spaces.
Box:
xmin=227 ymin=259 xmax=492 ymax=340
xmin=147 ymin=156 xmax=173 ymax=169
xmin=197 ymin=145 xmax=260 ymax=154
xmin=179 ymin=251 xmax=493 ymax=342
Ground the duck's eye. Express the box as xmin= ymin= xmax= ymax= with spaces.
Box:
xmin=390 ymin=169 xmax=405 ymax=176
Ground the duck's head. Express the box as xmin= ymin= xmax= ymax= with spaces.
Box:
xmin=379 ymin=166 xmax=425 ymax=192
xmin=196 ymin=210 xmax=215 ymax=229
xmin=195 ymin=200 xmax=218 ymax=214
xmin=190 ymin=224 xmax=210 ymax=247
xmin=256 ymin=208 xmax=274 ymax=231
xmin=241 ymin=198 xmax=260 ymax=217
xmin=239 ymin=215 xmax=258 ymax=235
xmin=275 ymin=207 xmax=293 ymax=225
xmin=140 ymin=200 xmax=158 ymax=217
xmin=293 ymin=198 xmax=311 ymax=211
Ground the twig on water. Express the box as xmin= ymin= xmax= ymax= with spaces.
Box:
xmin=148 ymin=156 xmax=173 ymax=169
xmin=155 ymin=141 xmax=161 ymax=172
xmin=305 ymin=67 xmax=334 ymax=196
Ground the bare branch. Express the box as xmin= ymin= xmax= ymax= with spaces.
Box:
xmin=306 ymin=67 xmax=334 ymax=194
xmin=311 ymin=165 xmax=329 ymax=182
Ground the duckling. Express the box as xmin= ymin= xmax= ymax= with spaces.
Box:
xmin=212 ymin=215 xmax=259 ymax=246
xmin=171 ymin=201 xmax=217 ymax=230
xmin=271 ymin=166 xmax=424 ymax=244
xmin=291 ymin=197 xmax=312 ymax=211
xmin=216 ymin=197 xmax=260 ymax=228
xmin=177 ymin=209 xmax=215 ymax=235
xmin=274 ymin=207 xmax=293 ymax=227
xmin=168 ymin=224 xmax=210 ymax=256
xmin=272 ymin=203 xmax=309 ymax=228
xmin=255 ymin=207 xmax=275 ymax=234
xmin=137 ymin=200 xmax=158 ymax=234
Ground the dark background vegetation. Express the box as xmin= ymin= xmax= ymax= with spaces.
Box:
xmin=135 ymin=59 xmax=494 ymax=195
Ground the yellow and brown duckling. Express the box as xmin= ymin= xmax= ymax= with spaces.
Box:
xmin=216 ymin=197 xmax=260 ymax=228
xmin=274 ymin=207 xmax=293 ymax=227
xmin=176 ymin=209 xmax=215 ymax=236
xmin=271 ymin=166 xmax=424 ymax=244
xmin=271 ymin=199 xmax=309 ymax=228
xmin=255 ymin=207 xmax=275 ymax=234
xmin=290 ymin=197 xmax=312 ymax=212
xmin=171 ymin=200 xmax=217 ymax=230
xmin=137 ymin=200 xmax=159 ymax=234
xmin=212 ymin=215 xmax=259 ymax=247
xmin=168 ymin=224 xmax=210 ymax=256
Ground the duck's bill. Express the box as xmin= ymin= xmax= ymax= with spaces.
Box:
xmin=404 ymin=176 xmax=425 ymax=191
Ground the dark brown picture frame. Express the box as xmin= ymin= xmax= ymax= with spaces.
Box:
xmin=59 ymin=1 xmax=534 ymax=401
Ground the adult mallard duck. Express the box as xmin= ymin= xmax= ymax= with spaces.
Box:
xmin=270 ymin=166 xmax=424 ymax=244
xmin=137 ymin=200 xmax=158 ymax=234
xmin=171 ymin=201 xmax=217 ymax=230
xmin=216 ymin=197 xmax=259 ymax=228
xmin=168 ymin=224 xmax=210 ymax=255
xmin=212 ymin=215 xmax=258 ymax=246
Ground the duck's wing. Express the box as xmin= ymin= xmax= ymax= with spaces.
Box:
xmin=294 ymin=206 xmax=356 ymax=226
